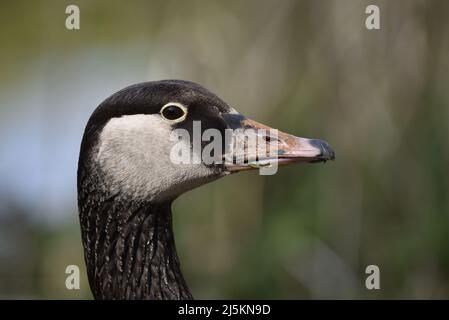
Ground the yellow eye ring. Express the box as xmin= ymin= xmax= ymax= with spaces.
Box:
xmin=160 ymin=102 xmax=188 ymax=123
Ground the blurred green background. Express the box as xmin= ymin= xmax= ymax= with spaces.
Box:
xmin=1 ymin=0 xmax=448 ymax=299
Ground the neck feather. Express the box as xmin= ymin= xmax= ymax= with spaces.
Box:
xmin=78 ymin=180 xmax=192 ymax=300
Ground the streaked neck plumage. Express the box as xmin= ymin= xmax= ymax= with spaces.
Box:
xmin=78 ymin=167 xmax=192 ymax=300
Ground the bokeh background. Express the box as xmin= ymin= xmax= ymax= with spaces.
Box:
xmin=1 ymin=0 xmax=448 ymax=299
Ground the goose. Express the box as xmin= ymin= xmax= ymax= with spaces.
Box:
xmin=77 ymin=80 xmax=335 ymax=300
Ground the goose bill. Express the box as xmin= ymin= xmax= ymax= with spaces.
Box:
xmin=223 ymin=117 xmax=335 ymax=172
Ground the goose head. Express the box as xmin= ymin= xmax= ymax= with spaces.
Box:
xmin=77 ymin=80 xmax=334 ymax=299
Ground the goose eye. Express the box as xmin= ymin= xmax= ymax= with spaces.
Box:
xmin=160 ymin=103 xmax=187 ymax=122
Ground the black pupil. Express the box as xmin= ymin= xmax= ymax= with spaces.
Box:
xmin=162 ymin=105 xmax=184 ymax=120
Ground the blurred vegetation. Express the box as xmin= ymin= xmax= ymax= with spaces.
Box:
xmin=0 ymin=0 xmax=448 ymax=299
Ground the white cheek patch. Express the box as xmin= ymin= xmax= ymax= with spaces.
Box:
xmin=95 ymin=114 xmax=218 ymax=201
